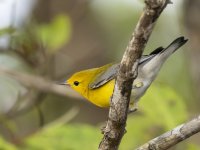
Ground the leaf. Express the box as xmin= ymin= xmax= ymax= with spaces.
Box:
xmin=36 ymin=14 xmax=71 ymax=53
xmin=0 ymin=27 xmax=15 ymax=36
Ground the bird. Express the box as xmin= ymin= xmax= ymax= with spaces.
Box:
xmin=61 ymin=37 xmax=188 ymax=112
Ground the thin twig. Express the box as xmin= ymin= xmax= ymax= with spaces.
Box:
xmin=136 ymin=115 xmax=200 ymax=150
xmin=99 ymin=0 xmax=171 ymax=149
xmin=0 ymin=67 xmax=82 ymax=99
xmin=45 ymin=107 xmax=79 ymax=128
xmin=17 ymin=107 xmax=79 ymax=142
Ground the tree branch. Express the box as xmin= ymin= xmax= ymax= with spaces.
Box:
xmin=99 ymin=0 xmax=171 ymax=149
xmin=136 ymin=115 xmax=200 ymax=150
xmin=0 ymin=67 xmax=82 ymax=99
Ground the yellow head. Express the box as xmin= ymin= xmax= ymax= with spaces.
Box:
xmin=66 ymin=68 xmax=98 ymax=97
xmin=66 ymin=67 xmax=115 ymax=107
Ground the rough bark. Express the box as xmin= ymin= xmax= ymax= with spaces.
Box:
xmin=136 ymin=115 xmax=200 ymax=150
xmin=98 ymin=0 xmax=171 ymax=149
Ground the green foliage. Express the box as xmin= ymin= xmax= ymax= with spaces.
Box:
xmin=187 ymin=143 xmax=200 ymax=150
xmin=0 ymin=137 xmax=17 ymax=150
xmin=22 ymin=83 xmax=187 ymax=150
xmin=140 ymin=83 xmax=187 ymax=130
xmin=24 ymin=124 xmax=101 ymax=150
xmin=0 ymin=83 xmax=190 ymax=149
xmin=119 ymin=83 xmax=188 ymax=149
xmin=35 ymin=14 xmax=71 ymax=53
xmin=120 ymin=83 xmax=188 ymax=149
xmin=0 ymin=27 xmax=15 ymax=36
xmin=0 ymin=2 xmax=195 ymax=150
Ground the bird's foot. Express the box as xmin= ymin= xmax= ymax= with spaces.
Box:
xmin=128 ymin=102 xmax=138 ymax=114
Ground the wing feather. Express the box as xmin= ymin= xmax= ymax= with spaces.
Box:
xmin=89 ymin=47 xmax=164 ymax=89
xmin=89 ymin=63 xmax=119 ymax=89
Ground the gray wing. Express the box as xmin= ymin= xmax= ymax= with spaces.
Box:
xmin=89 ymin=63 xmax=119 ymax=89
xmin=139 ymin=47 xmax=164 ymax=64
xmin=89 ymin=47 xmax=164 ymax=89
xmin=89 ymin=57 xmax=154 ymax=89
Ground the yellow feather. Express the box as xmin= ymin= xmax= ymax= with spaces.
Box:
xmin=67 ymin=64 xmax=115 ymax=107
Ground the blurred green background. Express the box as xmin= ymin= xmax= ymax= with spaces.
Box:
xmin=0 ymin=0 xmax=200 ymax=149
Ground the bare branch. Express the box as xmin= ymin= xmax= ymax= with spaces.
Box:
xmin=136 ymin=115 xmax=200 ymax=150
xmin=99 ymin=0 xmax=171 ymax=149
xmin=45 ymin=107 xmax=79 ymax=128
xmin=0 ymin=67 xmax=82 ymax=99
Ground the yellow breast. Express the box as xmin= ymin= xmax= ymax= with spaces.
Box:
xmin=67 ymin=65 xmax=116 ymax=108
xmin=86 ymin=79 xmax=115 ymax=107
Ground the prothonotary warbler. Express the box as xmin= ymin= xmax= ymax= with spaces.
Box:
xmin=61 ymin=37 xmax=188 ymax=111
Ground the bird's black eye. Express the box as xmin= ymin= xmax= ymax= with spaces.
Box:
xmin=74 ymin=81 xmax=79 ymax=86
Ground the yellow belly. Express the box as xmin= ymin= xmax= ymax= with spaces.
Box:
xmin=86 ymin=79 xmax=115 ymax=107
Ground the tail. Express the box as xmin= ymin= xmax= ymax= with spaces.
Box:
xmin=158 ymin=36 xmax=188 ymax=60
xmin=141 ymin=36 xmax=188 ymax=77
